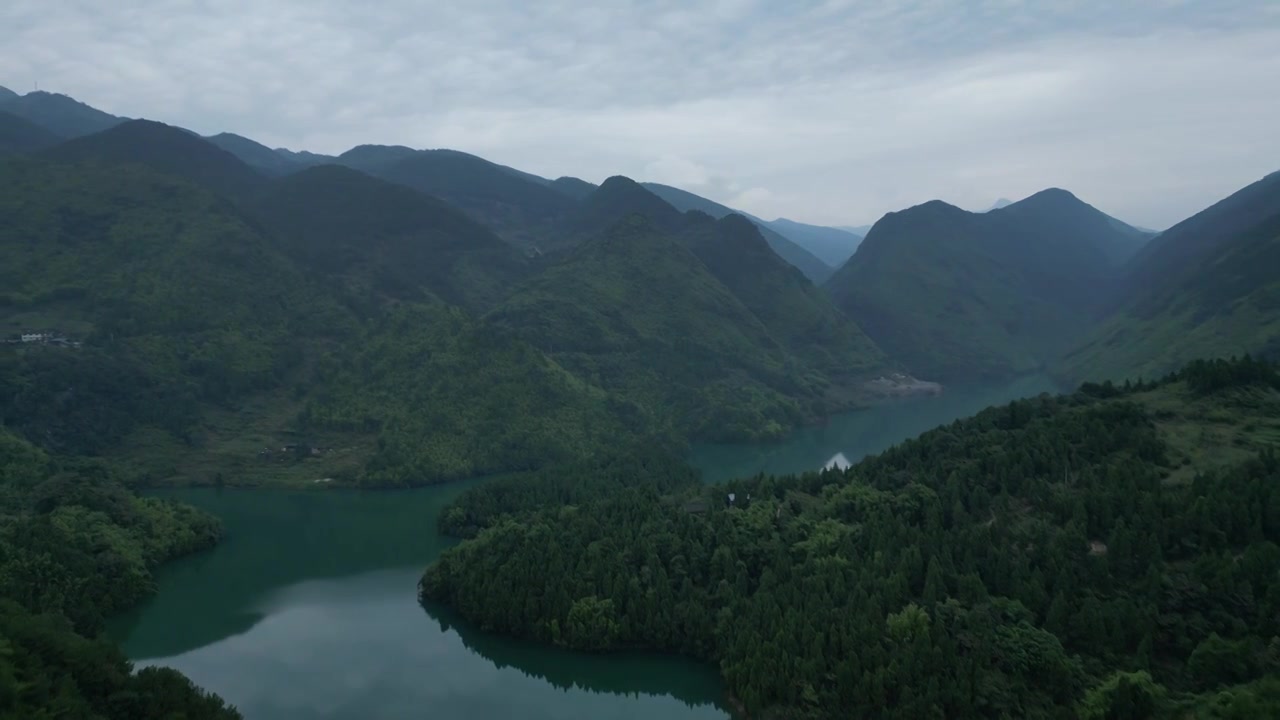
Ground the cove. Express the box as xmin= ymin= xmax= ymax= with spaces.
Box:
xmin=109 ymin=484 xmax=730 ymax=720
xmin=691 ymin=374 xmax=1060 ymax=483
xmin=109 ymin=374 xmax=1059 ymax=719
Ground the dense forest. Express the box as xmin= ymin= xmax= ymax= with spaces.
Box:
xmin=423 ymin=357 xmax=1280 ymax=719
xmin=0 ymin=428 xmax=240 ymax=717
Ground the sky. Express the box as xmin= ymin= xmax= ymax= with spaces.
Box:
xmin=3 ymin=0 xmax=1280 ymax=230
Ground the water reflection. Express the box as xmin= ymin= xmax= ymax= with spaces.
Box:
xmin=112 ymin=489 xmax=728 ymax=720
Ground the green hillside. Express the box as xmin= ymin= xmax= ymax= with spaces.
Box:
xmin=549 ymin=175 xmax=598 ymax=200
xmin=679 ymin=212 xmax=887 ymax=399
xmin=424 ymin=356 xmax=1280 ymax=719
xmin=0 ymin=157 xmax=621 ymax=487
xmin=487 ymin=213 xmax=815 ymax=441
xmin=569 ymin=176 xmax=686 ymax=239
xmin=42 ymin=120 xmax=269 ymax=201
xmin=339 ymin=146 xmax=574 ymax=249
xmin=0 ymin=90 xmax=126 ymax=138
xmin=251 ymin=165 xmax=528 ymax=312
xmin=273 ymin=147 xmax=334 ymax=168
xmin=1064 ymin=174 xmax=1280 ymax=383
xmin=205 ymin=132 xmax=302 ymax=176
xmin=827 ymin=190 xmax=1150 ymax=382
xmin=0 ymin=110 xmax=62 ymax=155
xmin=641 ymin=182 xmax=836 ymax=283
xmin=0 ymin=428 xmax=241 ymax=718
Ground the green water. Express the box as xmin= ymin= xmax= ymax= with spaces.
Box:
xmin=110 ymin=484 xmax=729 ymax=720
xmin=110 ymin=375 xmax=1059 ymax=719
xmin=691 ymin=374 xmax=1060 ymax=483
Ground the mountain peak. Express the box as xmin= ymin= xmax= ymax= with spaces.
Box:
xmin=984 ymin=198 xmax=1013 ymax=211
xmin=42 ymin=119 xmax=266 ymax=199
xmin=1017 ymin=187 xmax=1081 ymax=205
xmin=0 ymin=85 xmax=16 ymax=102
xmin=0 ymin=89 xmax=125 ymax=138
xmin=573 ymin=175 xmax=683 ymax=236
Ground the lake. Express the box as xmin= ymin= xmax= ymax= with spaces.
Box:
xmin=110 ymin=375 xmax=1059 ymax=719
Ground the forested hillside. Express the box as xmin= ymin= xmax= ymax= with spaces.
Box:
xmin=0 ymin=156 xmax=622 ymax=487
xmin=641 ymin=182 xmax=836 ymax=283
xmin=827 ymin=190 xmax=1152 ymax=382
xmin=0 ymin=90 xmax=126 ymax=138
xmin=1064 ymin=173 xmax=1280 ymax=383
xmin=424 ymin=356 xmax=1280 ymax=719
xmin=41 ymin=120 xmax=269 ymax=201
xmin=487 ymin=213 xmax=812 ymax=442
xmin=0 ymin=111 xmax=62 ymax=155
xmin=679 ymin=212 xmax=887 ymax=399
xmin=251 ymin=164 xmax=528 ymax=312
xmin=336 ymin=146 xmax=575 ymax=250
xmin=0 ymin=428 xmax=240 ymax=717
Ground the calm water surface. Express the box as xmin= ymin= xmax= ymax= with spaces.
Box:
xmin=691 ymin=374 xmax=1059 ymax=483
xmin=111 ymin=375 xmax=1059 ymax=719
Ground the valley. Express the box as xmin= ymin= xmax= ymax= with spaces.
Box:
xmin=1 ymin=70 xmax=1278 ymax=720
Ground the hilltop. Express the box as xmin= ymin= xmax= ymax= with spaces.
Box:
xmin=41 ymin=120 xmax=268 ymax=201
xmin=0 ymin=90 xmax=126 ymax=137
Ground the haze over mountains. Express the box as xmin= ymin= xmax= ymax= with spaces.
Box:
xmin=2 ymin=83 xmax=1277 ymax=426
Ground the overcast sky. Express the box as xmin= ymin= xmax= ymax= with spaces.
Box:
xmin=3 ymin=0 xmax=1279 ymax=229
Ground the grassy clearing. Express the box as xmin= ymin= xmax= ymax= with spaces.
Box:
xmin=1139 ymin=382 xmax=1280 ymax=484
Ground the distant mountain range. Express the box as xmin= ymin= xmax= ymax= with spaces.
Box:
xmin=2 ymin=82 xmax=1275 ymax=400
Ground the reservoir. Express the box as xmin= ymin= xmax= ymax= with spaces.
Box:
xmin=111 ymin=375 xmax=1058 ymax=719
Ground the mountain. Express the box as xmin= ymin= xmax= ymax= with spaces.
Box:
xmin=569 ymin=176 xmax=686 ymax=238
xmin=334 ymin=144 xmax=419 ymax=173
xmin=251 ymin=165 xmax=527 ymax=311
xmin=984 ymin=197 xmax=1013 ymax=211
xmin=0 ymin=90 xmax=126 ymax=138
xmin=640 ymin=182 xmax=835 ymax=283
xmin=1063 ymin=172 xmax=1280 ymax=382
xmin=488 ymin=213 xmax=827 ymax=441
xmin=678 ymin=213 xmax=887 ymax=395
xmin=41 ymin=119 xmax=268 ymax=201
xmin=995 ymin=188 xmax=1153 ymax=267
xmin=337 ymin=146 xmax=574 ymax=249
xmin=827 ymin=189 xmax=1151 ymax=381
xmin=0 ymin=155 xmax=623 ymax=486
xmin=0 ymin=110 xmax=62 ymax=154
xmin=0 ymin=85 xmax=17 ymax=102
xmin=274 ymin=147 xmax=334 ymax=167
xmin=206 ymin=132 xmax=301 ymax=176
xmin=550 ymin=176 xmax=597 ymax=200
xmin=761 ymin=217 xmax=864 ymax=267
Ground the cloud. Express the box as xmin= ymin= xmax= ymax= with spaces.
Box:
xmin=1 ymin=0 xmax=1278 ymax=228
xmin=643 ymin=155 xmax=715 ymax=189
